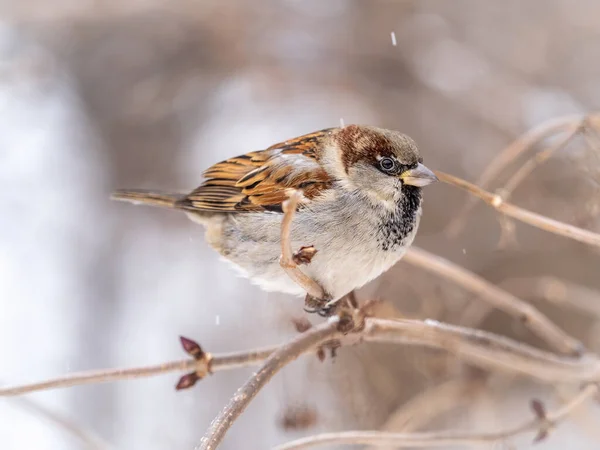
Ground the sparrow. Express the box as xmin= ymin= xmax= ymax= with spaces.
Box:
xmin=112 ymin=125 xmax=437 ymax=312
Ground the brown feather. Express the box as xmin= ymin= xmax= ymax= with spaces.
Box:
xmin=179 ymin=128 xmax=335 ymax=213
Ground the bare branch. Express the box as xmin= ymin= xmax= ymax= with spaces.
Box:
xmin=499 ymin=276 xmax=600 ymax=318
xmin=4 ymin=317 xmax=599 ymax=450
xmin=403 ymin=247 xmax=583 ymax=355
xmin=0 ymin=347 xmax=275 ymax=397
xmin=500 ymin=126 xmax=581 ymax=201
xmin=280 ymin=190 xmax=327 ymax=299
xmin=369 ymin=378 xmax=485 ymax=438
xmin=274 ymin=384 xmax=599 ymax=449
xmin=446 ymin=114 xmax=594 ymax=236
xmin=362 ymin=319 xmax=599 ymax=383
xmin=196 ymin=318 xmax=342 ymax=450
xmin=2 ymin=318 xmax=598 ymax=397
xmin=436 ymin=170 xmax=600 ymax=248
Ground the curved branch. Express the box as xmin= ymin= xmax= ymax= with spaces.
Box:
xmin=274 ymin=384 xmax=599 ymax=449
xmin=436 ymin=170 xmax=600 ymax=249
xmin=0 ymin=347 xmax=276 ymax=397
xmin=403 ymin=247 xmax=583 ymax=355
xmin=362 ymin=319 xmax=599 ymax=383
xmin=3 ymin=318 xmax=598 ymax=397
xmin=499 ymin=276 xmax=600 ymax=318
xmin=446 ymin=114 xmax=593 ymax=236
xmin=196 ymin=318 xmax=342 ymax=450
xmin=500 ymin=126 xmax=581 ymax=202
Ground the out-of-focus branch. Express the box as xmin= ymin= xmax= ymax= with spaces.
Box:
xmin=446 ymin=114 xmax=599 ymax=236
xmin=362 ymin=319 xmax=599 ymax=383
xmin=274 ymin=384 xmax=599 ymax=449
xmin=4 ymin=314 xmax=600 ymax=450
xmin=499 ymin=276 xmax=600 ymax=318
xmin=366 ymin=377 xmax=486 ymax=450
xmin=0 ymin=347 xmax=275 ymax=396
xmin=403 ymin=247 xmax=583 ymax=355
xmin=499 ymin=126 xmax=581 ymax=201
xmin=196 ymin=315 xmax=599 ymax=449
xmin=196 ymin=318 xmax=342 ymax=450
xmin=436 ymin=170 xmax=600 ymax=248
xmin=3 ymin=318 xmax=599 ymax=396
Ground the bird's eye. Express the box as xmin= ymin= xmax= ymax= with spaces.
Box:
xmin=379 ymin=157 xmax=396 ymax=172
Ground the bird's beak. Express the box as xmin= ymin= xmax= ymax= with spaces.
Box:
xmin=399 ymin=163 xmax=438 ymax=187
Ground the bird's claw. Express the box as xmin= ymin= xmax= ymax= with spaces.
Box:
xmin=304 ymin=294 xmax=335 ymax=317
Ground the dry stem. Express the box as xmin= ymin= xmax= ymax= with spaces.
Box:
xmin=4 ymin=316 xmax=600 ymax=450
xmin=362 ymin=319 xmax=599 ymax=383
xmin=273 ymin=384 xmax=598 ymax=449
xmin=403 ymin=247 xmax=583 ymax=355
xmin=500 ymin=126 xmax=581 ymax=201
xmin=195 ymin=318 xmax=342 ymax=450
xmin=0 ymin=347 xmax=275 ymax=396
xmin=436 ymin=170 xmax=600 ymax=248
xmin=279 ymin=190 xmax=326 ymax=299
xmin=366 ymin=378 xmax=487 ymax=450
xmin=3 ymin=318 xmax=598 ymax=397
xmin=499 ymin=276 xmax=600 ymax=318
xmin=446 ymin=114 xmax=598 ymax=236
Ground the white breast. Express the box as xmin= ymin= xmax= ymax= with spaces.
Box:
xmin=204 ymin=190 xmax=422 ymax=301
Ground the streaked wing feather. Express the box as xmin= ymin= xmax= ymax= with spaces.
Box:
xmin=179 ymin=128 xmax=335 ymax=212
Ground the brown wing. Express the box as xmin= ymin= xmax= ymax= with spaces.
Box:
xmin=178 ymin=128 xmax=336 ymax=213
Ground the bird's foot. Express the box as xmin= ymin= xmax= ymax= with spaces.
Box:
xmin=304 ymin=293 xmax=336 ymax=317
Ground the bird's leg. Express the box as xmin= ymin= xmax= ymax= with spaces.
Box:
xmin=280 ymin=190 xmax=329 ymax=300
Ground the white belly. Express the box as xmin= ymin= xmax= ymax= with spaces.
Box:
xmin=201 ymin=192 xmax=421 ymax=300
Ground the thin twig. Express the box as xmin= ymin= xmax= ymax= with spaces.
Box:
xmin=196 ymin=318 xmax=342 ymax=450
xmin=494 ymin=126 xmax=583 ymax=247
xmin=446 ymin=114 xmax=593 ymax=236
xmin=280 ymin=190 xmax=326 ymax=299
xmin=436 ymin=170 xmax=600 ymax=248
xmin=2 ymin=318 xmax=598 ymax=397
xmin=556 ymin=384 xmax=600 ymax=442
xmin=362 ymin=319 xmax=599 ymax=383
xmin=2 ymin=317 xmax=600 ymax=450
xmin=403 ymin=247 xmax=583 ymax=355
xmin=378 ymin=378 xmax=484 ymax=432
xmin=499 ymin=276 xmax=600 ymax=318
xmin=0 ymin=347 xmax=275 ymax=397
xmin=274 ymin=384 xmax=599 ymax=449
xmin=500 ymin=126 xmax=581 ymax=201
xmin=366 ymin=378 xmax=486 ymax=450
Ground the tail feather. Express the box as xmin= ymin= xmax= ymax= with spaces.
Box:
xmin=111 ymin=189 xmax=183 ymax=209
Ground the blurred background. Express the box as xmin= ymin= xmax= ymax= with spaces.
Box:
xmin=1 ymin=0 xmax=600 ymax=449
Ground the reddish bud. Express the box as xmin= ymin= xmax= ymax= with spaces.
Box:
xmin=180 ymin=336 xmax=204 ymax=359
xmin=175 ymin=372 xmax=199 ymax=390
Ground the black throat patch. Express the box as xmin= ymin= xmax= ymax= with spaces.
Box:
xmin=377 ymin=185 xmax=422 ymax=251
